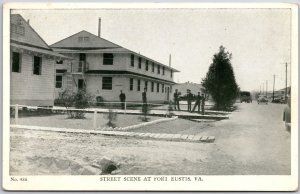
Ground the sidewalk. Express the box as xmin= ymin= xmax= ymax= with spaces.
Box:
xmin=10 ymin=124 xmax=215 ymax=143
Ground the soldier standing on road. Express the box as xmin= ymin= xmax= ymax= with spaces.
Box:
xmin=119 ymin=90 xmax=126 ymax=110
xmin=192 ymin=92 xmax=202 ymax=113
xmin=187 ymin=89 xmax=193 ymax=112
xmin=201 ymin=93 xmax=206 ymax=115
xmin=173 ymin=89 xmax=180 ymax=111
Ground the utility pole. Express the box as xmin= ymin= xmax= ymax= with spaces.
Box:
xmin=285 ymin=62 xmax=288 ymax=101
xmin=260 ymin=85 xmax=261 ymax=94
xmin=266 ymin=80 xmax=268 ymax=97
xmin=272 ymin=74 xmax=275 ymax=101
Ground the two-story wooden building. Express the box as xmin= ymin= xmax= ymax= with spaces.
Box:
xmin=51 ymin=30 xmax=179 ymax=103
xmin=10 ymin=14 xmax=70 ymax=106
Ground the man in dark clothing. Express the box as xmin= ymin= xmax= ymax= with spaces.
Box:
xmin=119 ymin=90 xmax=126 ymax=110
xmin=173 ymin=89 xmax=180 ymax=111
xmin=187 ymin=89 xmax=193 ymax=112
xmin=192 ymin=92 xmax=202 ymax=113
xmin=142 ymin=88 xmax=147 ymax=113
xmin=201 ymin=93 xmax=206 ymax=115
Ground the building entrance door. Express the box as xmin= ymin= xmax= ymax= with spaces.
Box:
xmin=79 ymin=53 xmax=86 ymax=72
xmin=78 ymin=79 xmax=85 ymax=90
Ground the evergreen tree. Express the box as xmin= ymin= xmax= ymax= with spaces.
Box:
xmin=202 ymin=46 xmax=239 ymax=110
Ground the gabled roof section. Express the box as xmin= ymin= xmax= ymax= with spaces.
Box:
xmin=10 ymin=14 xmax=50 ymax=50
xmin=51 ymin=30 xmax=180 ymax=72
xmin=50 ymin=30 xmax=125 ymax=50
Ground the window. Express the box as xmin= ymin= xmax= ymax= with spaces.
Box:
xmin=131 ymin=54 xmax=134 ymax=67
xmin=157 ymin=65 xmax=160 ymax=74
xmin=145 ymin=81 xmax=148 ymax=91
xmin=12 ymin=52 xmax=21 ymax=73
xmin=56 ymin=75 xmax=63 ymax=88
xmin=33 ymin=56 xmax=42 ymax=75
xmin=130 ymin=78 xmax=133 ymax=91
xmin=157 ymin=83 xmax=160 ymax=92
xmin=137 ymin=80 xmax=141 ymax=91
xmin=170 ymin=85 xmax=172 ymax=93
xmin=152 ymin=62 xmax=155 ymax=72
xmin=138 ymin=57 xmax=142 ymax=69
xmin=103 ymin=53 xmax=114 ymax=65
xmin=171 ymin=70 xmax=173 ymax=78
xmin=162 ymin=84 xmax=164 ymax=93
xmin=78 ymin=36 xmax=89 ymax=42
xmin=151 ymin=82 xmax=154 ymax=92
xmin=102 ymin=77 xmax=112 ymax=90
xmin=146 ymin=60 xmax=149 ymax=71
xmin=163 ymin=67 xmax=165 ymax=75
xmin=56 ymin=60 xmax=63 ymax=64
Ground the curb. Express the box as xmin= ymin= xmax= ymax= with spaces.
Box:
xmin=10 ymin=124 xmax=215 ymax=143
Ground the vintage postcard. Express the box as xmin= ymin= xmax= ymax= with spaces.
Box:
xmin=2 ymin=3 xmax=298 ymax=191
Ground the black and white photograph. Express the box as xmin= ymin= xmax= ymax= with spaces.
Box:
xmin=2 ymin=3 xmax=298 ymax=191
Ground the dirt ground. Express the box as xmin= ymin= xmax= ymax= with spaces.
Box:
xmin=9 ymin=103 xmax=291 ymax=175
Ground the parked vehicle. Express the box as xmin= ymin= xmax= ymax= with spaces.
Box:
xmin=283 ymin=97 xmax=291 ymax=132
xmin=240 ymin=91 xmax=252 ymax=103
xmin=272 ymin=97 xmax=286 ymax=104
xmin=257 ymin=95 xmax=268 ymax=104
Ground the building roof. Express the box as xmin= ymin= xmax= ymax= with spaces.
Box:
xmin=50 ymin=30 xmax=179 ymax=72
xmin=10 ymin=14 xmax=71 ymax=59
xmin=11 ymin=14 xmax=51 ymax=50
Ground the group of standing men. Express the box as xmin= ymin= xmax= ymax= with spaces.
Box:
xmin=173 ymin=89 xmax=206 ymax=115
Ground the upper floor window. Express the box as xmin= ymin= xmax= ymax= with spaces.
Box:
xmin=11 ymin=23 xmax=25 ymax=36
xmin=130 ymin=78 xmax=134 ymax=91
xmin=131 ymin=54 xmax=134 ymax=67
xmin=151 ymin=82 xmax=154 ymax=92
xmin=152 ymin=62 xmax=155 ymax=73
xmin=56 ymin=75 xmax=63 ymax=88
xmin=12 ymin=52 xmax=21 ymax=73
xmin=102 ymin=77 xmax=112 ymax=90
xmin=145 ymin=60 xmax=149 ymax=71
xmin=162 ymin=67 xmax=165 ymax=75
xmin=33 ymin=56 xmax=42 ymax=75
xmin=138 ymin=57 xmax=142 ymax=69
xmin=103 ymin=53 xmax=114 ymax=65
xmin=137 ymin=79 xmax=141 ymax=91
xmin=56 ymin=60 xmax=63 ymax=64
xmin=157 ymin=65 xmax=160 ymax=74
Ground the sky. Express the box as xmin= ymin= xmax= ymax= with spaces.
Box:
xmin=12 ymin=8 xmax=292 ymax=91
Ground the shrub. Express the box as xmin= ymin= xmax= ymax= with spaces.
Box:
xmin=58 ymin=89 xmax=93 ymax=119
xmin=165 ymin=101 xmax=175 ymax=118
xmin=104 ymin=107 xmax=117 ymax=127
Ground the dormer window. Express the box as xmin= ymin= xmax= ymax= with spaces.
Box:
xmin=103 ymin=53 xmax=114 ymax=65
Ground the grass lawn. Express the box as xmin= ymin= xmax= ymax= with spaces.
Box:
xmin=10 ymin=113 xmax=161 ymax=130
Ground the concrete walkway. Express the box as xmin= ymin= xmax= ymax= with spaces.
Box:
xmin=10 ymin=124 xmax=215 ymax=143
xmin=52 ymin=107 xmax=229 ymax=120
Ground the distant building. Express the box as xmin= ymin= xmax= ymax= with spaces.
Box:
xmin=10 ymin=14 xmax=69 ymax=106
xmin=51 ymin=30 xmax=179 ymax=103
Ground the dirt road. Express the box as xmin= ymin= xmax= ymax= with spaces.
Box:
xmin=10 ymin=102 xmax=291 ymax=175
